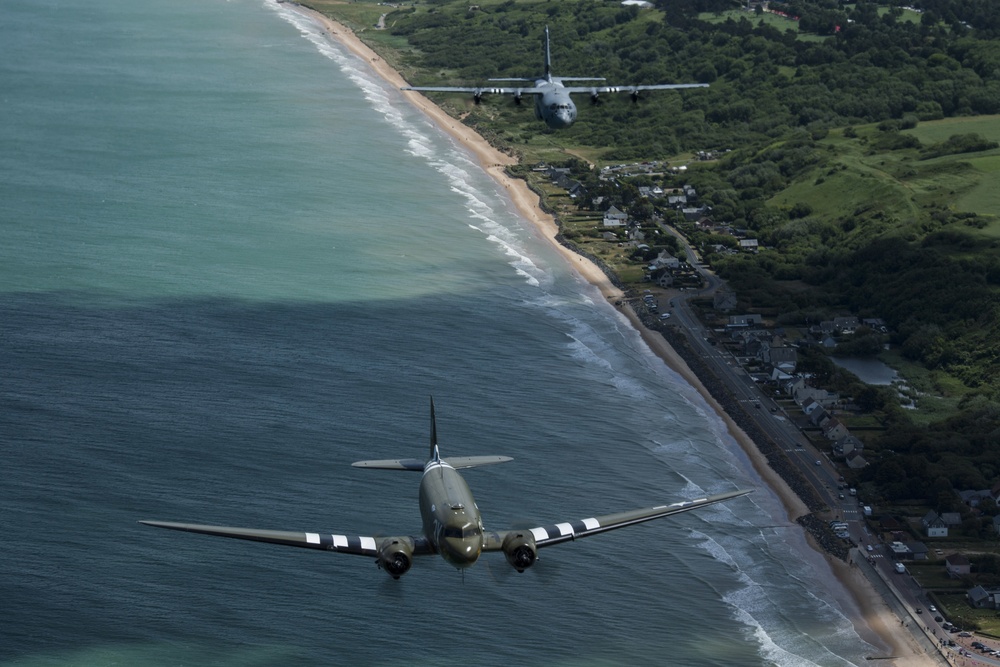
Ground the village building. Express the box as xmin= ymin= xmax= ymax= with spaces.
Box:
xmin=833 ymin=435 xmax=863 ymax=459
xmin=727 ymin=313 xmax=762 ymax=328
xmin=946 ymin=553 xmax=971 ymax=577
xmin=763 ymin=345 xmax=797 ymax=373
xmin=923 ymin=511 xmax=949 ymax=537
xmin=959 ymin=489 xmax=993 ymax=507
xmin=968 ymin=585 xmax=1000 ymax=609
xmin=822 ymin=418 xmax=849 ymax=441
xmin=713 ymin=289 xmax=737 ymax=311
xmin=888 ymin=540 xmax=929 ymax=561
xmin=845 ymin=451 xmax=868 ymax=469
xmin=603 ymin=206 xmax=628 ymax=227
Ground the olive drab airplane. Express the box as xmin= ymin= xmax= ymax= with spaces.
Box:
xmin=141 ymin=400 xmax=751 ymax=579
xmin=401 ymin=26 xmax=708 ymax=130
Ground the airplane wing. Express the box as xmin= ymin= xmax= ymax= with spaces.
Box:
xmin=138 ymin=521 xmax=434 ymax=557
xmin=402 ymin=86 xmax=545 ymax=96
xmin=483 ymin=489 xmax=751 ymax=550
xmin=562 ymin=83 xmax=709 ymax=95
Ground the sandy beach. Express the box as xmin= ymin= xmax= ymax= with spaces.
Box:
xmin=296 ymin=6 xmax=938 ymax=664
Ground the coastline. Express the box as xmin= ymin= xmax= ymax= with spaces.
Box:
xmin=296 ymin=6 xmax=934 ymax=664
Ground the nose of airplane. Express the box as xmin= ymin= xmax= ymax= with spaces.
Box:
xmin=553 ymin=109 xmax=574 ymax=128
xmin=442 ymin=537 xmax=481 ymax=568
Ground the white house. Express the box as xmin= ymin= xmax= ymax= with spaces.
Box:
xmin=603 ymin=206 xmax=628 ymax=227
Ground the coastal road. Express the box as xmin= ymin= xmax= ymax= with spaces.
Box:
xmin=653 ymin=226 xmax=848 ymax=512
xmin=657 ymin=227 xmax=960 ymax=665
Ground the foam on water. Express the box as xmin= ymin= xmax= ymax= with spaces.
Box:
xmin=272 ymin=1 xmax=549 ymax=289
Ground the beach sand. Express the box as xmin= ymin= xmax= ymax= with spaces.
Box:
xmin=296 ymin=7 xmax=939 ymax=664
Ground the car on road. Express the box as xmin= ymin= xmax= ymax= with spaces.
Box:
xmin=815 ymin=460 xmax=821 ymax=466
xmin=916 ymin=608 xmax=923 ymax=614
xmin=866 ymin=545 xmax=873 ymax=552
xmin=935 ymin=616 xmax=943 ymax=622
xmin=959 ymin=631 xmax=972 ymax=637
xmin=839 ymin=493 xmax=845 ymax=499
xmin=929 ymin=605 xmax=937 ymax=612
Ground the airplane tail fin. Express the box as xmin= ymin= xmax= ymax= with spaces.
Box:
xmin=543 ymin=26 xmax=552 ymax=81
xmin=430 ymin=396 xmax=438 ymax=461
xmin=351 ymin=398 xmax=513 ymax=470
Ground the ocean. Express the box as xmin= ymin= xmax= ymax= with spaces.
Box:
xmin=0 ymin=1 xmax=875 ymax=664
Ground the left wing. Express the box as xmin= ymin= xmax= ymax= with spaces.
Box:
xmin=138 ymin=521 xmax=433 ymax=557
xmin=562 ymin=83 xmax=709 ymax=95
xmin=484 ymin=489 xmax=751 ymax=550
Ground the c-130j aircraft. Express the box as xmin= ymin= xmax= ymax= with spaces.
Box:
xmin=402 ymin=26 xmax=708 ymax=130
xmin=141 ymin=400 xmax=750 ymax=579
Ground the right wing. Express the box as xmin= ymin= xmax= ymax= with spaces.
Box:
xmin=484 ymin=489 xmax=751 ymax=550
xmin=562 ymin=83 xmax=709 ymax=95
xmin=402 ymin=86 xmax=544 ymax=96
xmin=139 ymin=521 xmax=433 ymax=557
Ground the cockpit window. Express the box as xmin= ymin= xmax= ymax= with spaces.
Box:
xmin=442 ymin=523 xmax=479 ymax=539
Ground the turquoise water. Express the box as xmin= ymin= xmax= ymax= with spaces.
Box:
xmin=1 ymin=1 xmax=876 ymax=665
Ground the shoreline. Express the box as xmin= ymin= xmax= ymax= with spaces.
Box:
xmin=295 ymin=6 xmax=934 ymax=664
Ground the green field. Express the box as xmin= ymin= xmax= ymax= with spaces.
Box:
xmin=769 ymin=117 xmax=1000 ymax=235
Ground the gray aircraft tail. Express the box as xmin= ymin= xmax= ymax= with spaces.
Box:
xmin=544 ymin=26 xmax=552 ymax=81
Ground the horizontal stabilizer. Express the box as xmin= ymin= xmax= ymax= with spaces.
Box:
xmin=443 ymin=455 xmax=513 ymax=469
xmin=352 ymin=456 xmax=513 ymax=470
xmin=352 ymin=458 xmax=425 ymax=471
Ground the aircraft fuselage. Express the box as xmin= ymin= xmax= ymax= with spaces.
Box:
xmin=418 ymin=457 xmax=484 ymax=568
xmin=533 ymin=80 xmax=577 ymax=129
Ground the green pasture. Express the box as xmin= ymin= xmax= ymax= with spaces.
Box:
xmin=904 ymin=116 xmax=1000 ymax=145
xmin=698 ymin=9 xmax=802 ymax=32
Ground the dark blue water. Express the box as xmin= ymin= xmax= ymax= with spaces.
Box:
xmin=0 ymin=1 xmax=876 ymax=664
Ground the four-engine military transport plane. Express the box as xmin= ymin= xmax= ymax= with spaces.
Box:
xmin=141 ymin=400 xmax=751 ymax=579
xmin=401 ymin=26 xmax=708 ymax=130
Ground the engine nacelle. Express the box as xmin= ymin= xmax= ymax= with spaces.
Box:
xmin=377 ymin=538 xmax=414 ymax=579
xmin=502 ymin=532 xmax=537 ymax=573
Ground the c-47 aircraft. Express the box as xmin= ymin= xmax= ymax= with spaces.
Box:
xmin=141 ymin=401 xmax=751 ymax=579
xmin=401 ymin=26 xmax=708 ymax=130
